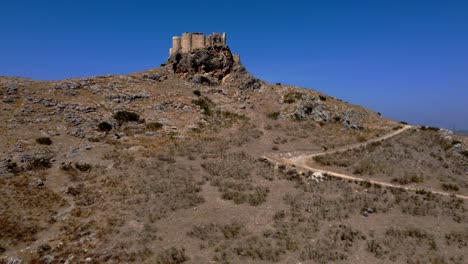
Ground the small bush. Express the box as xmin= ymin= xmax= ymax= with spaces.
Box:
xmin=420 ymin=126 xmax=439 ymax=131
xmin=275 ymin=82 xmax=281 ymax=85
xmin=399 ymin=121 xmax=408 ymax=125
xmin=113 ymin=111 xmax=140 ymax=122
xmin=192 ymin=97 xmax=214 ymax=115
xmin=392 ymin=175 xmax=424 ymax=185
xmin=284 ymin=92 xmax=303 ymax=104
xmin=98 ymin=121 xmax=112 ymax=132
xmin=36 ymin=137 xmax=52 ymax=145
xmin=146 ymin=122 xmax=163 ymax=130
xmin=6 ymin=162 xmax=21 ymax=174
xmin=267 ymin=112 xmax=280 ymax=120
xmin=29 ymin=158 xmax=52 ymax=170
xmin=318 ymin=95 xmax=327 ymax=101
xmin=75 ymin=163 xmax=92 ymax=172
xmin=462 ymin=150 xmax=468 ymax=158
xmin=441 ymin=183 xmax=459 ymax=192
xmin=193 ymin=90 xmax=201 ymax=96
xmin=451 ymin=140 xmax=461 ymax=146
xmin=155 ymin=247 xmax=188 ymax=264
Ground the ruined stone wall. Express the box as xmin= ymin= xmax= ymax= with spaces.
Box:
xmin=192 ymin=33 xmax=205 ymax=49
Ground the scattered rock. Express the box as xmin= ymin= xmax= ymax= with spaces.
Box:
xmin=142 ymin=72 xmax=164 ymax=81
xmin=292 ymin=95 xmax=330 ymax=123
xmin=342 ymin=110 xmax=365 ymax=129
xmin=54 ymin=81 xmax=81 ymax=90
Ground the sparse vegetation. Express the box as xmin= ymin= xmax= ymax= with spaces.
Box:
xmin=155 ymin=247 xmax=188 ymax=264
xmin=193 ymin=89 xmax=201 ymax=96
xmin=75 ymin=162 xmax=92 ymax=172
xmin=146 ymin=122 xmax=163 ymax=130
xmin=462 ymin=150 xmax=468 ymax=158
xmin=35 ymin=137 xmax=52 ymax=145
xmin=441 ymin=183 xmax=459 ymax=192
xmin=114 ymin=111 xmax=140 ymax=122
xmin=284 ymin=92 xmax=303 ymax=103
xmin=392 ymin=174 xmax=424 ymax=185
xmin=192 ymin=97 xmax=214 ymax=115
xmin=1 ymin=47 xmax=466 ymax=264
xmin=28 ymin=158 xmax=52 ymax=170
xmin=267 ymin=111 xmax=280 ymax=120
xmin=98 ymin=121 xmax=113 ymax=131
xmin=420 ymin=126 xmax=440 ymax=131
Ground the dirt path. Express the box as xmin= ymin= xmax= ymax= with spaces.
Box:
xmin=264 ymin=125 xmax=468 ymax=200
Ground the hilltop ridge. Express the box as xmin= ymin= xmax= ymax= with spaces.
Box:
xmin=1 ymin=34 xmax=467 ymax=263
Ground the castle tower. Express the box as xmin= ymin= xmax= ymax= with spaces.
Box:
xmin=170 ymin=36 xmax=181 ymax=55
xmin=222 ymin=32 xmax=227 ymax=45
xmin=191 ymin=33 xmax=205 ymax=50
xmin=181 ymin=32 xmax=192 ymax=53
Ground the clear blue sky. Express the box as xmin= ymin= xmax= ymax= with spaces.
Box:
xmin=1 ymin=0 xmax=467 ymax=129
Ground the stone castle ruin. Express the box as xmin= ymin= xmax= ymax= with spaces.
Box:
xmin=169 ymin=32 xmax=240 ymax=63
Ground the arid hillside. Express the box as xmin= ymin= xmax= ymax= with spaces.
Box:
xmin=1 ymin=45 xmax=467 ymax=264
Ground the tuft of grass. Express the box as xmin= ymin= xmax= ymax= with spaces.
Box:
xmin=36 ymin=137 xmax=52 ymax=145
xmin=146 ymin=122 xmax=163 ymax=130
xmin=98 ymin=121 xmax=112 ymax=132
xmin=284 ymin=92 xmax=303 ymax=104
xmin=192 ymin=97 xmax=215 ymax=115
xmin=267 ymin=112 xmax=280 ymax=120
xmin=113 ymin=111 xmax=140 ymax=122
xmin=155 ymin=247 xmax=188 ymax=264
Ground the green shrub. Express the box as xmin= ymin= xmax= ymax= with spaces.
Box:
xmin=36 ymin=137 xmax=52 ymax=145
xmin=399 ymin=121 xmax=408 ymax=125
xmin=284 ymin=92 xmax=303 ymax=104
xmin=192 ymin=97 xmax=214 ymax=115
xmin=113 ymin=111 xmax=140 ymax=122
xmin=193 ymin=90 xmax=201 ymax=96
xmin=146 ymin=122 xmax=163 ymax=130
xmin=98 ymin=121 xmax=112 ymax=132
xmin=451 ymin=140 xmax=461 ymax=146
xmin=319 ymin=95 xmax=327 ymax=101
xmin=267 ymin=112 xmax=280 ymax=120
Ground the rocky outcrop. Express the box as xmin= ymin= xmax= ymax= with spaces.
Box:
xmin=167 ymin=46 xmax=234 ymax=81
xmin=166 ymin=46 xmax=262 ymax=90
xmin=291 ymin=95 xmax=330 ymax=123
xmin=341 ymin=110 xmax=365 ymax=130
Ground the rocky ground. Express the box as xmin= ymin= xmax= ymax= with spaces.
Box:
xmin=0 ymin=46 xmax=467 ymax=263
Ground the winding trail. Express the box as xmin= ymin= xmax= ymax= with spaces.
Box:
xmin=263 ymin=125 xmax=468 ymax=200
